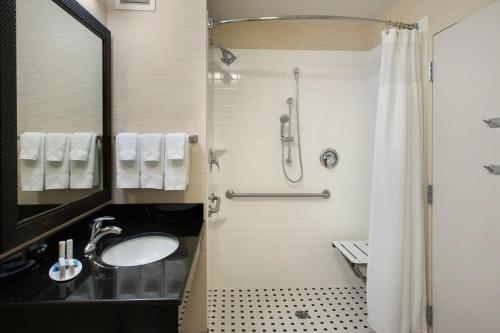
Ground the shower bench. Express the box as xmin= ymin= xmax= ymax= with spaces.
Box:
xmin=332 ymin=241 xmax=368 ymax=283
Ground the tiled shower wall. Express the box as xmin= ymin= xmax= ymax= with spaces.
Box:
xmin=207 ymin=48 xmax=381 ymax=289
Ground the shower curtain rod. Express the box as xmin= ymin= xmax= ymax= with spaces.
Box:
xmin=208 ymin=16 xmax=418 ymax=31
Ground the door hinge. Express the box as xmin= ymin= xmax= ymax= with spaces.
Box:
xmin=427 ymin=305 xmax=433 ymax=327
xmin=428 ymin=61 xmax=434 ymax=82
xmin=427 ymin=185 xmax=433 ymax=205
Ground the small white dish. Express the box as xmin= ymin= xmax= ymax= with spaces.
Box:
xmin=48 ymin=259 xmax=82 ymax=282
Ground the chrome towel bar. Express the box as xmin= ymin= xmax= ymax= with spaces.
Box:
xmin=225 ymin=189 xmax=331 ymax=199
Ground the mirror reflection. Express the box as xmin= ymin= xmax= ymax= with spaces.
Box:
xmin=16 ymin=0 xmax=103 ymax=221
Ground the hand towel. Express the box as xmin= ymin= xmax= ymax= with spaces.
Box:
xmin=70 ymin=134 xmax=98 ymax=189
xmin=116 ymin=135 xmax=140 ymax=188
xmin=70 ymin=132 xmax=93 ymax=161
xmin=116 ymin=133 xmax=139 ymax=161
xmin=46 ymin=133 xmax=69 ymax=162
xmin=20 ymin=133 xmax=45 ymax=191
xmin=45 ymin=135 xmax=70 ymax=189
xmin=164 ymin=134 xmax=190 ymax=190
xmin=165 ymin=133 xmax=187 ymax=160
xmin=141 ymin=133 xmax=162 ymax=162
xmin=140 ymin=134 xmax=164 ymax=189
xmin=20 ymin=132 xmax=44 ymax=160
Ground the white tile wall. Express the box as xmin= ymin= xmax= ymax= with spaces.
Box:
xmin=208 ymin=48 xmax=381 ymax=289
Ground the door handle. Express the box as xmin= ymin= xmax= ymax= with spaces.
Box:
xmin=208 ymin=193 xmax=221 ymax=217
xmin=483 ymin=164 xmax=500 ymax=175
xmin=483 ymin=118 xmax=500 ymax=128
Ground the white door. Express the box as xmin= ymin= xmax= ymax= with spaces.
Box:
xmin=433 ymin=1 xmax=500 ymax=332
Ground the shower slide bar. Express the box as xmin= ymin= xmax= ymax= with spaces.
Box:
xmin=225 ymin=189 xmax=331 ymax=199
xmin=208 ymin=16 xmax=418 ymax=31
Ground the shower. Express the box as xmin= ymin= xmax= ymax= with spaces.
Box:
xmin=280 ymin=68 xmax=304 ymax=183
xmin=209 ymin=39 xmax=237 ymax=65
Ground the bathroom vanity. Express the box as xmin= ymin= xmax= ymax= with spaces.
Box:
xmin=0 ymin=204 xmax=204 ymax=333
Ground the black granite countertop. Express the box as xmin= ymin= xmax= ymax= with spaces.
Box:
xmin=0 ymin=204 xmax=204 ymax=306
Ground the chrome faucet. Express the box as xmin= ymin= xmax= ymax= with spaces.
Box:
xmin=84 ymin=216 xmax=122 ymax=255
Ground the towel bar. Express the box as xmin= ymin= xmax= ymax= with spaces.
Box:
xmin=17 ymin=134 xmax=198 ymax=144
xmin=114 ymin=134 xmax=198 ymax=144
xmin=225 ymin=189 xmax=330 ymax=199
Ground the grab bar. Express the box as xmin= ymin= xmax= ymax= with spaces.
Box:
xmin=225 ymin=189 xmax=331 ymax=199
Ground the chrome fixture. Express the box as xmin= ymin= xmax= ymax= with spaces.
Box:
xmin=84 ymin=216 xmax=122 ymax=255
xmin=320 ymin=148 xmax=339 ymax=169
xmin=483 ymin=164 xmax=500 ymax=175
xmin=209 ymin=39 xmax=237 ymax=66
xmin=483 ymin=118 xmax=500 ymax=128
xmin=281 ymin=68 xmax=304 ymax=183
xmin=280 ymin=113 xmax=293 ymax=163
xmin=112 ymin=134 xmax=198 ymax=144
xmin=208 ymin=15 xmax=418 ymax=31
xmin=209 ymin=148 xmax=220 ymax=172
xmin=225 ymin=189 xmax=330 ymax=199
xmin=208 ymin=193 xmax=221 ymax=217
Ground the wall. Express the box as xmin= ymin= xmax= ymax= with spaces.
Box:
xmin=106 ymin=0 xmax=207 ymax=204
xmin=212 ymin=21 xmax=378 ymax=51
xmin=207 ymin=48 xmax=380 ymax=288
xmin=78 ymin=0 xmax=107 ymax=24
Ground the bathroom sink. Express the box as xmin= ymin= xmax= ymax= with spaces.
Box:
xmin=100 ymin=234 xmax=179 ymax=267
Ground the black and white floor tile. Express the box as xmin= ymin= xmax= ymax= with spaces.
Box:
xmin=207 ymin=286 xmax=373 ymax=333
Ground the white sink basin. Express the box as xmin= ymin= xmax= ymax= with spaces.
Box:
xmin=101 ymin=234 xmax=179 ymax=267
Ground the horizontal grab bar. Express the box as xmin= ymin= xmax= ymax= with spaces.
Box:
xmin=225 ymin=189 xmax=331 ymax=199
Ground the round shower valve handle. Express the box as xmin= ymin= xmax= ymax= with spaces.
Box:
xmin=320 ymin=148 xmax=339 ymax=169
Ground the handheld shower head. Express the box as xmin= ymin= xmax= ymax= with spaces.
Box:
xmin=280 ymin=114 xmax=290 ymax=123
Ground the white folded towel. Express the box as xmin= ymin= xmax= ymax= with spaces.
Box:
xmin=45 ymin=135 xmax=70 ymax=189
xmin=116 ymin=135 xmax=140 ymax=188
xmin=46 ymin=133 xmax=69 ymax=162
xmin=140 ymin=134 xmax=164 ymax=189
xmin=70 ymin=134 xmax=98 ymax=189
xmin=141 ymin=133 xmax=162 ymax=162
xmin=116 ymin=133 xmax=139 ymax=161
xmin=165 ymin=133 xmax=187 ymax=160
xmin=20 ymin=132 xmax=44 ymax=160
xmin=70 ymin=132 xmax=93 ymax=161
xmin=164 ymin=134 xmax=190 ymax=190
xmin=20 ymin=133 xmax=46 ymax=191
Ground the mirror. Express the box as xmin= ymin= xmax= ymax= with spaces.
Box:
xmin=0 ymin=0 xmax=111 ymax=255
xmin=16 ymin=0 xmax=104 ymax=222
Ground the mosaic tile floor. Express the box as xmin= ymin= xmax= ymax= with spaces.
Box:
xmin=206 ymin=286 xmax=373 ymax=333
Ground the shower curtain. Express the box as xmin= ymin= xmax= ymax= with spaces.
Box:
xmin=367 ymin=29 xmax=427 ymax=333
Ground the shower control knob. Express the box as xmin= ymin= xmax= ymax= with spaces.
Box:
xmin=483 ymin=164 xmax=500 ymax=175
xmin=483 ymin=118 xmax=500 ymax=128
xmin=320 ymin=148 xmax=339 ymax=169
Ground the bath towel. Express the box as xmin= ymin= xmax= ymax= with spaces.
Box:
xmin=70 ymin=133 xmax=98 ymax=189
xmin=165 ymin=133 xmax=187 ymax=160
xmin=69 ymin=132 xmax=93 ymax=161
xmin=20 ymin=132 xmax=46 ymax=191
xmin=140 ymin=134 xmax=164 ymax=189
xmin=45 ymin=133 xmax=70 ymax=189
xmin=164 ymin=134 xmax=190 ymax=190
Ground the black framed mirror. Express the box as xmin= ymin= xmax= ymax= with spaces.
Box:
xmin=0 ymin=0 xmax=111 ymax=256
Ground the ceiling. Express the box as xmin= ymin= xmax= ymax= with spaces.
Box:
xmin=208 ymin=0 xmax=398 ymax=20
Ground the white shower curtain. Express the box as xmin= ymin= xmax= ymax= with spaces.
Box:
xmin=367 ymin=29 xmax=427 ymax=333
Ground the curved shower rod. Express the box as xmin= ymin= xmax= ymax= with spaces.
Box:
xmin=208 ymin=15 xmax=418 ymax=31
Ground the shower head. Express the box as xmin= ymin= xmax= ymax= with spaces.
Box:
xmin=220 ymin=47 xmax=237 ymax=65
xmin=280 ymin=114 xmax=290 ymax=123
xmin=210 ymin=39 xmax=237 ymax=66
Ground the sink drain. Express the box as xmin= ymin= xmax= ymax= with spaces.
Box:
xmin=295 ymin=310 xmax=311 ymax=319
